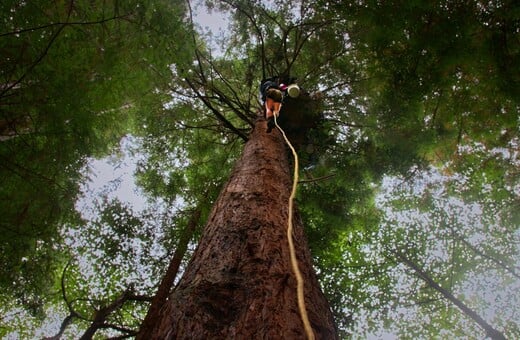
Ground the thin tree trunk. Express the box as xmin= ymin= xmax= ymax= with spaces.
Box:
xmin=142 ymin=120 xmax=337 ymax=339
xmin=457 ymin=236 xmax=519 ymax=280
xmin=392 ymin=249 xmax=507 ymax=340
xmin=137 ymin=204 xmax=203 ymax=337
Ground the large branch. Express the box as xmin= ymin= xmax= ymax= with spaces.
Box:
xmin=48 ymin=260 xmax=150 ymax=340
xmin=190 ymin=54 xmax=255 ymax=125
xmin=43 ymin=312 xmax=77 ymax=340
xmin=43 ymin=261 xmax=85 ymax=340
xmin=206 ymin=80 xmax=255 ymax=127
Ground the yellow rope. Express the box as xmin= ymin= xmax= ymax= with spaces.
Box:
xmin=273 ymin=111 xmax=315 ymax=340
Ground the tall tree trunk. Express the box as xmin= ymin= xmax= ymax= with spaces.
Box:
xmin=141 ymin=120 xmax=337 ymax=339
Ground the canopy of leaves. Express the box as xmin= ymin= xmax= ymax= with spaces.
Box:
xmin=1 ymin=0 xmax=519 ymax=338
xmin=0 ymin=0 xmax=193 ymax=336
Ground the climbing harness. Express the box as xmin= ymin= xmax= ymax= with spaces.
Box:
xmin=273 ymin=111 xmax=315 ymax=340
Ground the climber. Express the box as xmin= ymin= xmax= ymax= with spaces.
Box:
xmin=260 ymin=77 xmax=300 ymax=132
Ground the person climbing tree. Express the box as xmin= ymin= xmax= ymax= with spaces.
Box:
xmin=260 ymin=76 xmax=300 ymax=132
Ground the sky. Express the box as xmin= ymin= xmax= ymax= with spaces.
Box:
xmin=192 ymin=0 xmax=230 ymax=55
xmin=76 ymin=135 xmax=147 ymax=218
xmin=193 ymin=1 xmax=228 ymax=33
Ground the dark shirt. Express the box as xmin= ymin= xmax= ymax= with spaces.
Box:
xmin=260 ymin=77 xmax=279 ymax=101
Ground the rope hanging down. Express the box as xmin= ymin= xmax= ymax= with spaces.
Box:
xmin=273 ymin=112 xmax=315 ymax=340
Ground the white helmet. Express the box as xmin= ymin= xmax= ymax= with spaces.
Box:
xmin=287 ymin=84 xmax=300 ymax=98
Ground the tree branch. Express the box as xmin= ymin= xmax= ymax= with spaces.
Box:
xmin=79 ymin=287 xmax=138 ymax=340
xmin=220 ymin=0 xmax=268 ymax=78
xmin=43 ymin=260 xmax=84 ymax=340
xmin=185 ymin=78 xmax=249 ymax=142
xmin=43 ymin=312 xmax=77 ymax=340
xmin=298 ymin=173 xmax=336 ymax=184
xmin=0 ymin=24 xmax=66 ymax=100
xmin=0 ymin=15 xmax=132 ymax=37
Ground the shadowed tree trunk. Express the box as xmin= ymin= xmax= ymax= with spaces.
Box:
xmin=139 ymin=119 xmax=337 ymax=339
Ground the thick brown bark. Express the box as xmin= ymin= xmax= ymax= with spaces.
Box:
xmin=142 ymin=120 xmax=337 ymax=339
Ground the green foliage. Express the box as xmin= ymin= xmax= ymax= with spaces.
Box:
xmin=0 ymin=0 xmax=193 ymax=329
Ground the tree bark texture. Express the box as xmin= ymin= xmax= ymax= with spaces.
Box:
xmin=143 ymin=120 xmax=337 ymax=339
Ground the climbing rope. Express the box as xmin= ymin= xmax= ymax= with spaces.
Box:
xmin=273 ymin=111 xmax=315 ymax=340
